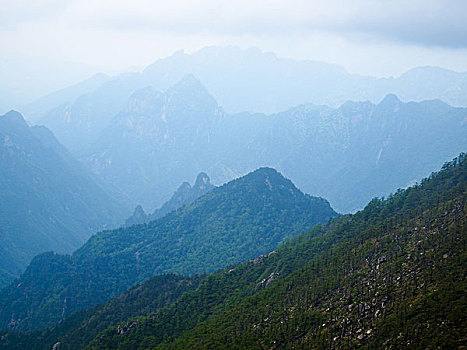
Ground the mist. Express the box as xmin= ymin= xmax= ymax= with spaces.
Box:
xmin=0 ymin=1 xmax=466 ymax=348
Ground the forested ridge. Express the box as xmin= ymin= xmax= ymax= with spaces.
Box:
xmin=0 ymin=167 xmax=336 ymax=332
xmin=2 ymin=153 xmax=464 ymax=349
xmin=85 ymin=153 xmax=466 ymax=349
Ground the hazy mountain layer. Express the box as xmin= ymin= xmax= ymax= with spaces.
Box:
xmin=82 ymin=76 xmax=467 ymax=212
xmin=0 ymin=168 xmax=337 ymax=331
xmin=83 ymin=75 xmax=225 ymax=208
xmin=37 ymin=75 xmax=143 ymax=154
xmin=28 ymin=47 xmax=467 ymax=154
xmin=0 ymin=56 xmax=97 ymax=115
xmin=20 ymin=73 xmax=110 ymax=123
xmin=0 ymin=111 xmax=129 ymax=287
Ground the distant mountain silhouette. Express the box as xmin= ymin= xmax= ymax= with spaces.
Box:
xmin=26 ymin=46 xmax=467 ymax=154
xmin=80 ymin=76 xmax=466 ymax=213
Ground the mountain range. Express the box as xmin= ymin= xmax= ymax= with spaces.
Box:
xmin=0 ymin=111 xmax=129 ymax=287
xmin=10 ymin=47 xmax=464 ymax=215
xmin=90 ymin=153 xmax=465 ymax=350
xmin=1 ymin=153 xmax=464 ymax=349
xmin=74 ymin=75 xmax=466 ymax=213
xmin=16 ymin=46 xmax=467 ymax=152
xmin=0 ymin=45 xmax=465 ymax=349
xmin=0 ymin=167 xmax=337 ymax=331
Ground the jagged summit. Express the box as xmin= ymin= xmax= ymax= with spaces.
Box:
xmin=0 ymin=166 xmax=337 ymax=332
xmin=125 ymin=172 xmax=216 ymax=227
xmin=124 ymin=205 xmax=147 ymax=227
xmin=194 ymin=172 xmax=211 ymax=189
xmin=166 ymin=74 xmax=218 ymax=112
xmin=177 ymin=181 xmax=192 ymax=191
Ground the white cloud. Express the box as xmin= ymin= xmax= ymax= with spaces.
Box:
xmin=49 ymin=0 xmax=467 ymax=48
xmin=0 ymin=0 xmax=466 ymax=77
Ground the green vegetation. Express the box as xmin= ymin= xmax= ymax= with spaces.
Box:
xmin=3 ymin=154 xmax=464 ymax=349
xmin=0 ymin=274 xmax=201 ymax=350
xmin=77 ymin=153 xmax=465 ymax=349
xmin=0 ymin=167 xmax=337 ymax=332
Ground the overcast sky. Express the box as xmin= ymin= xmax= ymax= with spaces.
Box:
xmin=1 ymin=0 xmax=467 ymax=78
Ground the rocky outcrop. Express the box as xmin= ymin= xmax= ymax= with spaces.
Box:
xmin=125 ymin=172 xmax=216 ymax=226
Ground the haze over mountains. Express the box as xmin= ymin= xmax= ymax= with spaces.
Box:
xmin=19 ymin=47 xmax=467 ymax=125
xmin=36 ymin=74 xmax=465 ymax=213
xmin=10 ymin=48 xmax=463 ymax=214
xmin=0 ymin=55 xmax=97 ymax=116
xmin=0 ymin=43 xmax=465 ymax=350
xmin=0 ymin=111 xmax=129 ymax=287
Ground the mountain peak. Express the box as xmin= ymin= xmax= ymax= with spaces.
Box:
xmin=172 ymin=74 xmax=205 ymax=91
xmin=236 ymin=167 xmax=297 ymax=194
xmin=133 ymin=204 xmax=146 ymax=217
xmin=124 ymin=205 xmax=148 ymax=227
xmin=166 ymin=74 xmax=219 ymax=116
xmin=252 ymin=167 xmax=281 ymax=178
xmin=167 ymin=74 xmax=210 ymax=97
xmin=379 ymin=93 xmax=401 ymax=106
xmin=194 ymin=172 xmax=211 ymax=189
xmin=1 ymin=110 xmax=27 ymax=126
xmin=128 ymin=172 xmax=216 ymax=226
xmin=176 ymin=181 xmax=192 ymax=192
xmin=375 ymin=94 xmax=402 ymax=113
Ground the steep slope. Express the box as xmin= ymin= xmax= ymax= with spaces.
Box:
xmin=0 ymin=111 xmax=129 ymax=286
xmin=0 ymin=168 xmax=337 ymax=331
xmin=0 ymin=274 xmax=202 ymax=350
xmin=125 ymin=172 xmax=215 ymax=226
xmin=2 ymin=154 xmax=465 ymax=350
xmin=78 ymin=153 xmax=465 ymax=350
